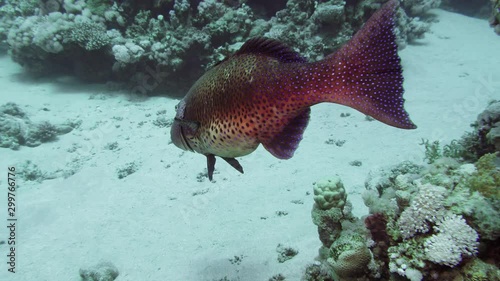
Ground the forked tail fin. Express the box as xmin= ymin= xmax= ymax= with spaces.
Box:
xmin=313 ymin=0 xmax=416 ymax=129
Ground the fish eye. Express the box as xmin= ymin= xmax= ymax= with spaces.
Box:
xmin=175 ymin=104 xmax=178 ymax=110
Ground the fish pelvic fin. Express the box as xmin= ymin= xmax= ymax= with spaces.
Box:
xmin=311 ymin=0 xmax=416 ymax=129
xmin=205 ymin=154 xmax=244 ymax=181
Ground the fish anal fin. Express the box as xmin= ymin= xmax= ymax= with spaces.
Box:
xmin=261 ymin=108 xmax=311 ymax=159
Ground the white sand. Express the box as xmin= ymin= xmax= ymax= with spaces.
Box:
xmin=0 ymin=9 xmax=499 ymax=281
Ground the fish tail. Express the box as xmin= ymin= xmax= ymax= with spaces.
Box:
xmin=309 ymin=0 xmax=416 ymax=129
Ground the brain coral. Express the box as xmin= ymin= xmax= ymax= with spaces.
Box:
xmin=328 ymin=233 xmax=372 ymax=278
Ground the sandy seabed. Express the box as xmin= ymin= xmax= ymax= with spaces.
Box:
xmin=0 ymin=8 xmax=499 ymax=281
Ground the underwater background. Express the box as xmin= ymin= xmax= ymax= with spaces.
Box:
xmin=0 ymin=0 xmax=499 ymax=280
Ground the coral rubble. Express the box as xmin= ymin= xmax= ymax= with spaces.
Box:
xmin=0 ymin=102 xmax=75 ymax=149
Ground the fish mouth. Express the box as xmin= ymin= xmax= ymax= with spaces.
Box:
xmin=180 ymin=125 xmax=194 ymax=152
xmin=173 ymin=117 xmax=194 ymax=152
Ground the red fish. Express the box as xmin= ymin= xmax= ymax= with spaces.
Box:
xmin=171 ymin=0 xmax=416 ymax=180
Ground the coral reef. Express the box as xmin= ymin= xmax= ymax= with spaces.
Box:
xmin=492 ymin=0 xmax=500 ymax=34
xmin=311 ymin=177 xmax=350 ymax=249
xmin=401 ymin=0 xmax=441 ymax=16
xmin=476 ymin=100 xmax=500 ymax=154
xmin=1 ymin=0 xmax=437 ymax=94
xmin=303 ymin=103 xmax=500 ymax=280
xmin=308 ymin=177 xmax=375 ymax=280
xmin=305 ymin=156 xmax=499 ymax=280
xmin=441 ymin=0 xmax=491 ymax=18
xmin=364 ymin=157 xmax=498 ymax=280
xmin=465 ymin=153 xmax=500 ymax=203
xmin=418 ymin=100 xmax=500 ymax=163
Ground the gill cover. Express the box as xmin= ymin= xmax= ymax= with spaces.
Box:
xmin=170 ymin=100 xmax=199 ymax=152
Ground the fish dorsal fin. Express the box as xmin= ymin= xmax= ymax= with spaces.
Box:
xmin=234 ymin=37 xmax=307 ymax=63
xmin=261 ymin=108 xmax=311 ymax=159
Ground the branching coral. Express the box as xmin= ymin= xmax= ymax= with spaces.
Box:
xmin=70 ymin=21 xmax=110 ymax=50
xmin=424 ymin=214 xmax=479 ymax=267
xmin=397 ymin=183 xmax=448 ymax=239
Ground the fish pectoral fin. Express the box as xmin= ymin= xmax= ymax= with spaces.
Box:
xmin=261 ymin=108 xmax=311 ymax=159
xmin=206 ymin=154 xmax=216 ymax=181
xmin=222 ymin=157 xmax=244 ymax=175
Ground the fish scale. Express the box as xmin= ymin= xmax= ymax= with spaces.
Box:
xmin=171 ymin=0 xmax=416 ymax=181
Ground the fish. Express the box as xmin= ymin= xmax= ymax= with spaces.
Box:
xmin=170 ymin=0 xmax=416 ymax=181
